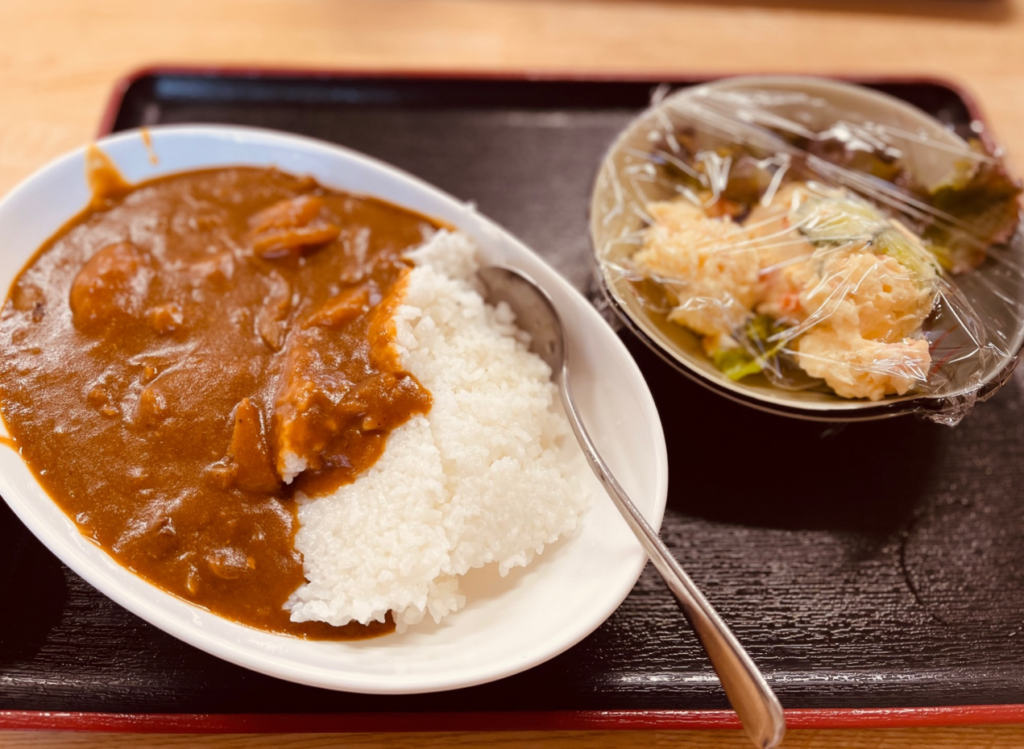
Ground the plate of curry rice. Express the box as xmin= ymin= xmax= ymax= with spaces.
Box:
xmin=0 ymin=124 xmax=668 ymax=693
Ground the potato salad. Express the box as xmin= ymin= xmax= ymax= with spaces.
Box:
xmin=634 ymin=182 xmax=940 ymax=400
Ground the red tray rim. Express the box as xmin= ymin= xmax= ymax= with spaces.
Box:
xmin=22 ymin=63 xmax=998 ymax=734
xmin=4 ymin=705 xmax=1024 ymax=733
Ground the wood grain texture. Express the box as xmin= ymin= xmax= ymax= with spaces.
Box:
xmin=2 ymin=0 xmax=1024 ymax=199
xmin=3 ymin=1 xmax=1024 ymax=748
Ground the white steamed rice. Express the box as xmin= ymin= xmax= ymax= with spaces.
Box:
xmin=284 ymin=230 xmax=588 ymax=631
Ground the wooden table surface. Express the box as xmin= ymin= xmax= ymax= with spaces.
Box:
xmin=3 ymin=0 xmax=1024 ymax=746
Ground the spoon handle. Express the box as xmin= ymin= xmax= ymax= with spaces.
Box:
xmin=558 ymin=372 xmax=786 ymax=749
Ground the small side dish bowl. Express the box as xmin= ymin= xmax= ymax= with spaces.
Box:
xmin=590 ymin=76 xmax=1024 ymax=422
xmin=0 ymin=125 xmax=668 ymax=693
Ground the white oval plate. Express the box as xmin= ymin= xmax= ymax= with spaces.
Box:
xmin=0 ymin=125 xmax=668 ymax=694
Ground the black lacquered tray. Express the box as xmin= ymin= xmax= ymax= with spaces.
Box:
xmin=2 ymin=67 xmax=1023 ymax=732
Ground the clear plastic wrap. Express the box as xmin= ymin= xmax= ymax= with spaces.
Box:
xmin=590 ymin=79 xmax=1024 ymax=424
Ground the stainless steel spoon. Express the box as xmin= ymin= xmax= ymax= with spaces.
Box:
xmin=478 ymin=265 xmax=786 ymax=749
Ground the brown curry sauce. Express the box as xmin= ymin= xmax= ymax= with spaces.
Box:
xmin=0 ymin=157 xmax=441 ymax=639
